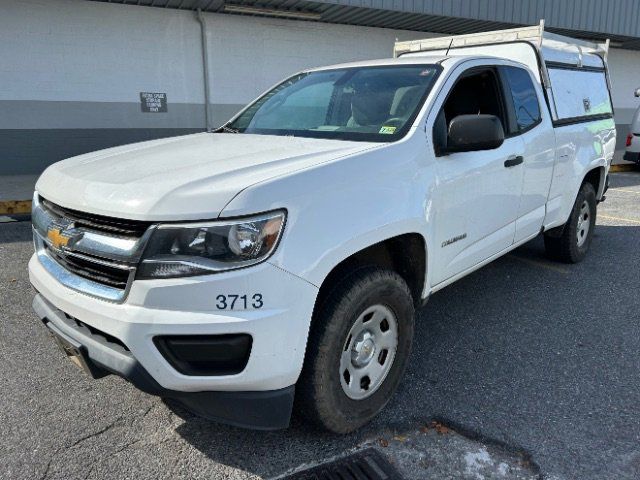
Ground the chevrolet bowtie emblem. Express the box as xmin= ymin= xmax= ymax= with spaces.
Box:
xmin=46 ymin=220 xmax=81 ymax=250
xmin=47 ymin=227 xmax=71 ymax=249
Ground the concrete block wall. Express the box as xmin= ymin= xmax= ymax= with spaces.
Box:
xmin=1 ymin=0 xmax=639 ymax=175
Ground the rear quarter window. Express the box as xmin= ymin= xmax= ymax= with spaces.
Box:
xmin=503 ymin=66 xmax=541 ymax=132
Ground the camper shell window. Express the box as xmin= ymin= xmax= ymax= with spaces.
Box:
xmin=546 ymin=65 xmax=613 ymax=125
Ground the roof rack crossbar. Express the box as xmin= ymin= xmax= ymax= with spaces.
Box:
xmin=393 ymin=20 xmax=609 ymax=60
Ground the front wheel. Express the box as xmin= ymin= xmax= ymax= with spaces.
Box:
xmin=544 ymin=182 xmax=597 ymax=263
xmin=297 ymin=267 xmax=415 ymax=434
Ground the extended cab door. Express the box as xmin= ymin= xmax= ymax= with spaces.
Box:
xmin=499 ymin=66 xmax=556 ymax=243
xmin=429 ymin=64 xmax=525 ymax=285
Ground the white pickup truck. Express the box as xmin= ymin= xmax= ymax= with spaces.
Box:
xmin=30 ymin=24 xmax=615 ymax=433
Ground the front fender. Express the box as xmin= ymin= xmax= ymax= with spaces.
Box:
xmin=220 ymin=134 xmax=435 ymax=290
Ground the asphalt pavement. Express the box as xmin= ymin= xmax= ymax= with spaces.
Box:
xmin=1 ymin=172 xmax=639 ymax=480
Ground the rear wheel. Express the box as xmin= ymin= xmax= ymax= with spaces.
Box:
xmin=297 ymin=267 xmax=415 ymax=433
xmin=544 ymin=182 xmax=597 ymax=263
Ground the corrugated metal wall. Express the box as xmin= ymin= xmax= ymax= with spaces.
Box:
xmin=90 ymin=0 xmax=640 ymax=47
xmin=313 ymin=0 xmax=640 ymax=39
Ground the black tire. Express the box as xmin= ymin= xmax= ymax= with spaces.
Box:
xmin=297 ymin=267 xmax=415 ymax=434
xmin=544 ymin=182 xmax=597 ymax=263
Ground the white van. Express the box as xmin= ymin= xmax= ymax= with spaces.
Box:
xmin=30 ymin=23 xmax=615 ymax=432
xmin=624 ymin=88 xmax=640 ymax=163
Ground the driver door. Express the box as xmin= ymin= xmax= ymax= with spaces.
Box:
xmin=430 ymin=65 xmax=525 ymax=285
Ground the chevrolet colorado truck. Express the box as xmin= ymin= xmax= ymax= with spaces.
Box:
xmin=29 ymin=24 xmax=616 ymax=433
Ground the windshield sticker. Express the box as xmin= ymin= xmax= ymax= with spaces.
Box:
xmin=379 ymin=126 xmax=397 ymax=134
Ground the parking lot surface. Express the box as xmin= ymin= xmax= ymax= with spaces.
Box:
xmin=1 ymin=172 xmax=639 ymax=480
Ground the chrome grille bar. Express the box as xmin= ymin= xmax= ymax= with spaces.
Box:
xmin=32 ymin=194 xmax=155 ymax=302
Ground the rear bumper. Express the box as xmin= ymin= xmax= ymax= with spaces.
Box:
xmin=623 ymin=151 xmax=640 ymax=163
xmin=33 ymin=293 xmax=294 ymax=430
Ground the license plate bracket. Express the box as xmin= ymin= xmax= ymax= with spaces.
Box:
xmin=51 ymin=331 xmax=106 ymax=379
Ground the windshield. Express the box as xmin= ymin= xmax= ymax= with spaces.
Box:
xmin=226 ymin=64 xmax=441 ymax=142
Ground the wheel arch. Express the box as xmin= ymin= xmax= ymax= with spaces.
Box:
xmin=312 ymin=233 xmax=427 ymax=319
xmin=545 ymin=166 xmax=603 ymax=238
xmin=582 ymin=165 xmax=606 ymax=199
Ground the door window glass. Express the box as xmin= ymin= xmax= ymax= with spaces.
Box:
xmin=503 ymin=66 xmax=541 ymax=132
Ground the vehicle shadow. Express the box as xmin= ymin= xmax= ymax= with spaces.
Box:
xmin=172 ymin=224 xmax=640 ymax=479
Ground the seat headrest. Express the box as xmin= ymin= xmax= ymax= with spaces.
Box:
xmin=351 ymin=90 xmax=395 ymax=126
xmin=390 ymin=85 xmax=424 ymax=118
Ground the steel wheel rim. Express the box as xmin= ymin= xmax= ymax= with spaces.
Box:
xmin=339 ymin=304 xmax=398 ymax=400
xmin=576 ymin=200 xmax=591 ymax=247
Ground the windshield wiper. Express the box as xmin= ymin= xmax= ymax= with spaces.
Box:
xmin=218 ymin=125 xmax=240 ymax=134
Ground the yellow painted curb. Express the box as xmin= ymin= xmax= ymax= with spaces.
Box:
xmin=610 ymin=164 xmax=639 ymax=173
xmin=0 ymin=200 xmax=32 ymax=215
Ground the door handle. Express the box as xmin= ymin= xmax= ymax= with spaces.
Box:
xmin=504 ymin=155 xmax=524 ymax=168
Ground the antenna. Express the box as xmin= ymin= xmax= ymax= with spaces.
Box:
xmin=445 ymin=38 xmax=454 ymax=56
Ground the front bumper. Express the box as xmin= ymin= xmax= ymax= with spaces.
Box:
xmin=29 ymin=253 xmax=318 ymax=429
xmin=33 ymin=293 xmax=294 ymax=429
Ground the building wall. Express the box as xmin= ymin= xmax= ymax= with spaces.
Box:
xmin=201 ymin=13 xmax=427 ymax=125
xmin=0 ymin=0 xmax=425 ymax=175
xmin=1 ymin=0 xmax=639 ymax=175
xmin=0 ymin=0 xmax=205 ymax=175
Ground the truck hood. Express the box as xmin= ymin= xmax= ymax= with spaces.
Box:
xmin=36 ymin=132 xmax=377 ymax=221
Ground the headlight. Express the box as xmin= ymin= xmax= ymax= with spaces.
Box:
xmin=137 ymin=210 xmax=285 ymax=279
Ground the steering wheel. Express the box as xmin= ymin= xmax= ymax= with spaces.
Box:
xmin=382 ymin=117 xmax=405 ymax=128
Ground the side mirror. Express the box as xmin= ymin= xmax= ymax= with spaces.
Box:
xmin=635 ymin=88 xmax=640 ymax=98
xmin=446 ymin=114 xmax=505 ymax=153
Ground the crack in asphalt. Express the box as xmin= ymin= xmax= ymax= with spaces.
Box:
xmin=39 ymin=417 xmax=126 ymax=480
xmin=77 ymin=406 xmax=163 ymax=479
xmin=69 ymin=417 xmax=124 ymax=448
xmin=39 ymin=446 xmax=63 ymax=480
xmin=82 ymin=437 xmax=145 ymax=479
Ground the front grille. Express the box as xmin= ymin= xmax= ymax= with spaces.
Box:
xmin=46 ymin=246 xmax=131 ymax=289
xmin=40 ymin=196 xmax=151 ymax=237
xmin=35 ymin=196 xmax=151 ymax=298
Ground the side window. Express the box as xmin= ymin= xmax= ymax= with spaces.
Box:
xmin=434 ymin=68 xmax=507 ymax=154
xmin=441 ymin=69 xmax=507 ymax=127
xmin=502 ymin=66 xmax=541 ymax=132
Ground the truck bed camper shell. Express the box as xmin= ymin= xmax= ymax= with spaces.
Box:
xmin=394 ymin=21 xmax=614 ymax=126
